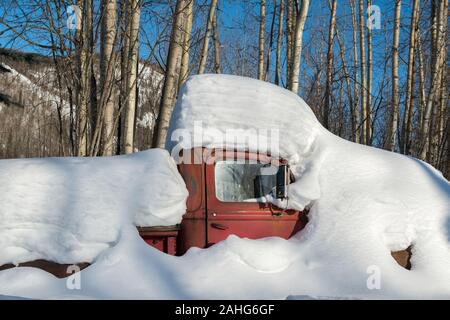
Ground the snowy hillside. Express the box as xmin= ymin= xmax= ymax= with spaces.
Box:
xmin=0 ymin=75 xmax=449 ymax=299
xmin=0 ymin=52 xmax=164 ymax=157
xmin=0 ymin=61 xmax=163 ymax=123
xmin=0 ymin=63 xmax=69 ymax=114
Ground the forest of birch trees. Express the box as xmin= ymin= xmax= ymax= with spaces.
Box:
xmin=0 ymin=0 xmax=448 ymax=178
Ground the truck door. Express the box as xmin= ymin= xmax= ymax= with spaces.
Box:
xmin=205 ymin=150 xmax=306 ymax=246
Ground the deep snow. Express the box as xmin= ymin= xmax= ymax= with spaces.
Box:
xmin=0 ymin=74 xmax=449 ymax=299
xmin=0 ymin=150 xmax=188 ymax=265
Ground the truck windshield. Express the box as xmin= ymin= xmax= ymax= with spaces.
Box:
xmin=214 ymin=160 xmax=277 ymax=202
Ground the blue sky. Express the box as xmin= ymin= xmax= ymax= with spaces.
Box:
xmin=0 ymin=0 xmax=418 ymax=94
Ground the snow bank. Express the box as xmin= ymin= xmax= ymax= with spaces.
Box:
xmin=0 ymin=150 xmax=188 ymax=265
xmin=0 ymin=74 xmax=449 ymax=299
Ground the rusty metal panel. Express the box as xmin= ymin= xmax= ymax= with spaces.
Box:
xmin=177 ymin=148 xmax=208 ymax=255
xmin=138 ymin=226 xmax=179 ymax=255
xmin=391 ymin=246 xmax=412 ymax=270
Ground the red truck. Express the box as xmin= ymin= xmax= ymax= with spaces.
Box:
xmin=138 ymin=147 xmax=308 ymax=256
xmin=0 ymin=147 xmax=308 ymax=277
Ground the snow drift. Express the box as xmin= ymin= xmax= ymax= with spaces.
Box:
xmin=0 ymin=74 xmax=449 ymax=299
xmin=0 ymin=150 xmax=188 ymax=265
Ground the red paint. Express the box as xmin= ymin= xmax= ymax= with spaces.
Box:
xmin=138 ymin=226 xmax=179 ymax=255
xmin=139 ymin=148 xmax=308 ymax=255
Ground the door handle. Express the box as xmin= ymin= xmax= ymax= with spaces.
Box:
xmin=211 ymin=223 xmax=229 ymax=230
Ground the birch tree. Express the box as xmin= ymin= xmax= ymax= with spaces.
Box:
xmin=123 ymin=0 xmax=141 ymax=154
xmin=288 ymin=0 xmax=310 ymax=94
xmin=258 ymin=0 xmax=266 ymax=80
xmin=358 ymin=0 xmax=367 ymax=145
xmin=264 ymin=2 xmax=277 ymax=81
xmin=212 ymin=13 xmax=221 ymax=74
xmin=388 ymin=0 xmax=401 ymax=152
xmin=401 ymin=0 xmax=420 ymax=155
xmin=100 ymin=0 xmax=117 ymax=156
xmin=324 ymin=0 xmax=337 ymax=129
xmin=76 ymin=0 xmax=89 ymax=156
xmin=198 ymin=0 xmax=218 ymax=74
xmin=366 ymin=0 xmax=373 ymax=145
xmin=420 ymin=0 xmax=447 ymax=160
xmin=153 ymin=0 xmax=189 ymax=148
xmin=275 ymin=0 xmax=284 ymax=85
xmin=285 ymin=0 xmax=293 ymax=83
xmin=335 ymin=27 xmax=355 ymax=142
xmin=179 ymin=0 xmax=194 ymax=87
xmin=416 ymin=30 xmax=426 ymax=134
xmin=350 ymin=0 xmax=360 ymax=143
xmin=435 ymin=0 xmax=447 ymax=165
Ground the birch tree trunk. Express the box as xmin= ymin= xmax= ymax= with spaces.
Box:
xmin=429 ymin=0 xmax=440 ymax=165
xmin=438 ymin=62 xmax=447 ymax=159
xmin=416 ymin=30 xmax=426 ymax=134
xmin=388 ymin=0 xmax=401 ymax=152
xmin=324 ymin=0 xmax=337 ymax=129
xmin=420 ymin=0 xmax=447 ymax=160
xmin=288 ymin=0 xmax=310 ymax=94
xmin=350 ymin=0 xmax=360 ymax=143
xmin=118 ymin=0 xmax=130 ymax=155
xmin=76 ymin=0 xmax=89 ymax=156
xmin=358 ymin=0 xmax=367 ymax=145
xmin=258 ymin=0 xmax=266 ymax=80
xmin=401 ymin=0 xmax=420 ymax=155
xmin=335 ymin=28 xmax=354 ymax=141
xmin=366 ymin=0 xmax=373 ymax=145
xmin=123 ymin=0 xmax=140 ymax=154
xmin=179 ymin=0 xmax=194 ymax=87
xmin=265 ymin=2 xmax=277 ymax=81
xmin=87 ymin=0 xmax=96 ymax=151
xmin=275 ymin=0 xmax=284 ymax=85
xmin=101 ymin=0 xmax=117 ymax=156
xmin=285 ymin=0 xmax=293 ymax=84
xmin=436 ymin=0 xmax=447 ymax=165
xmin=153 ymin=0 xmax=188 ymax=148
xmin=212 ymin=13 xmax=221 ymax=74
xmin=198 ymin=0 xmax=218 ymax=74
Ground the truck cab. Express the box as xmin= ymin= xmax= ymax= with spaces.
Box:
xmin=138 ymin=148 xmax=308 ymax=255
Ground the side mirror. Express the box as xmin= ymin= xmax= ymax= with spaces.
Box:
xmin=276 ymin=165 xmax=289 ymax=199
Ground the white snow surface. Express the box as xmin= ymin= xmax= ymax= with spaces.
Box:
xmin=0 ymin=74 xmax=449 ymax=299
xmin=0 ymin=150 xmax=188 ymax=265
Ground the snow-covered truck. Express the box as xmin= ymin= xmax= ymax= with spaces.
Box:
xmin=2 ymin=74 xmax=437 ymax=283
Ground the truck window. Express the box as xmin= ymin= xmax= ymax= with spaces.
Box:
xmin=214 ymin=160 xmax=277 ymax=202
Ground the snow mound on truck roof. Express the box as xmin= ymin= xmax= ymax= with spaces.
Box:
xmin=0 ymin=74 xmax=449 ymax=299
xmin=0 ymin=150 xmax=188 ymax=265
xmin=168 ymin=74 xmax=327 ymax=209
xmin=167 ymin=74 xmax=322 ymax=161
